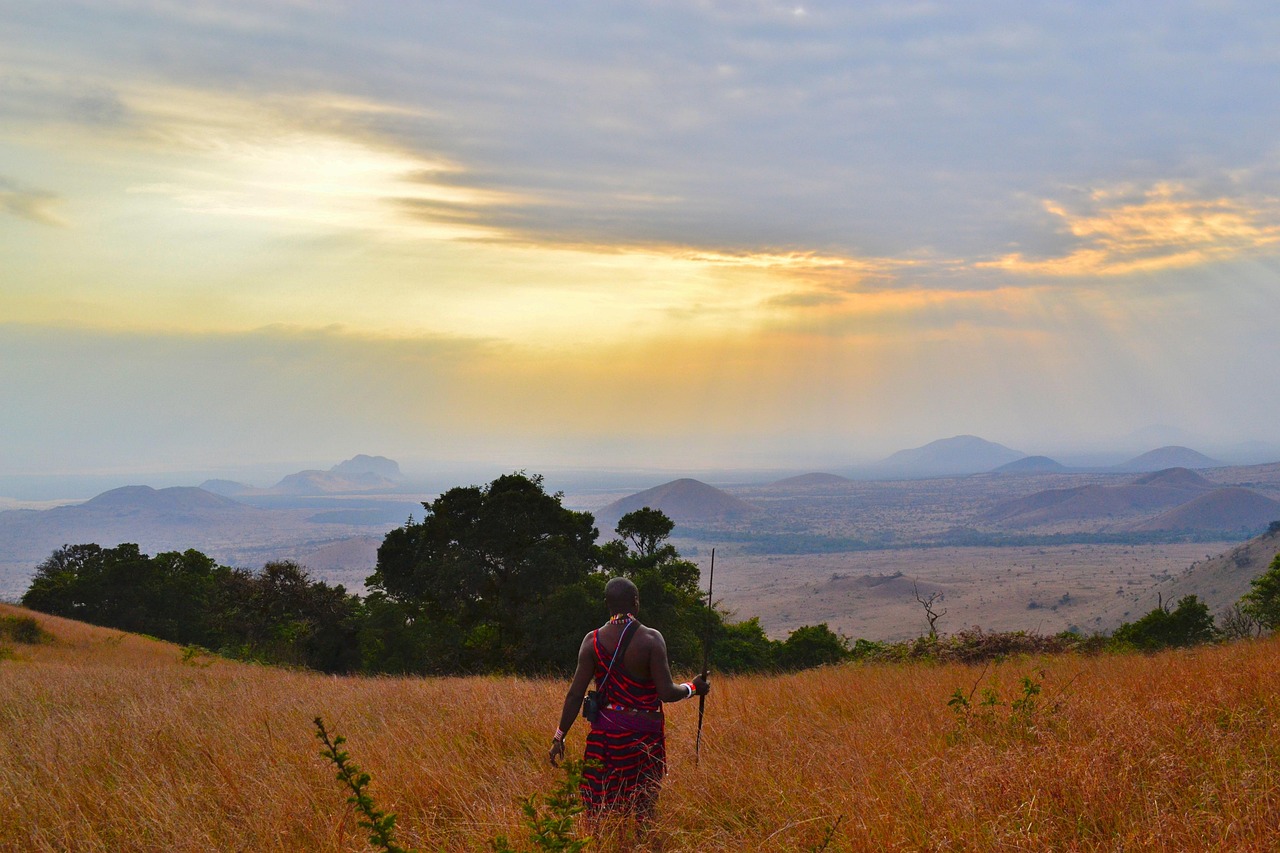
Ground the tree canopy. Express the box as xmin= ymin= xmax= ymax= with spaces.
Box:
xmin=22 ymin=544 xmax=360 ymax=672
xmin=1241 ymin=552 xmax=1280 ymax=631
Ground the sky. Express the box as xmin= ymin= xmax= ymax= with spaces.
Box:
xmin=3 ymin=0 xmax=1280 ymax=481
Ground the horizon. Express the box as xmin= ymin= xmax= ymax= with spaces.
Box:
xmin=4 ymin=434 xmax=1280 ymax=506
xmin=4 ymin=2 xmax=1280 ymax=478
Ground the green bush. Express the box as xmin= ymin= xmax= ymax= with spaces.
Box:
xmin=776 ymin=623 xmax=849 ymax=670
xmin=0 ymin=615 xmax=49 ymax=645
xmin=1112 ymin=595 xmax=1218 ymax=651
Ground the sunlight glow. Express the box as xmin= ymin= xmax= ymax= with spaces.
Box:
xmin=981 ymin=183 xmax=1280 ymax=277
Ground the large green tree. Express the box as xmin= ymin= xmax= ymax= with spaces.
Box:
xmin=598 ymin=506 xmax=714 ymax=669
xmin=23 ymin=543 xmax=225 ymax=646
xmin=1241 ymin=552 xmax=1280 ymax=630
xmin=365 ymin=472 xmax=601 ymax=672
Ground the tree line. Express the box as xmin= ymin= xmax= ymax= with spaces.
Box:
xmin=21 ymin=473 xmax=1280 ymax=674
xmin=20 ymin=473 xmax=847 ymax=674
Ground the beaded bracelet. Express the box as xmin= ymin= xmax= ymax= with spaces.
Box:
xmin=680 ymin=681 xmax=696 ymax=699
xmin=553 ymin=727 xmax=566 ymax=742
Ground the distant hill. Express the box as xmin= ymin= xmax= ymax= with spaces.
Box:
xmin=877 ymin=435 xmax=1025 ymax=477
xmin=296 ymin=536 xmax=383 ymax=590
xmin=1121 ymin=446 xmax=1221 ymax=472
xmin=981 ymin=484 xmax=1190 ymax=527
xmin=1129 ymin=467 xmax=1215 ymax=490
xmin=981 ymin=469 xmax=1214 ymax=528
xmin=593 ymin=478 xmax=760 ymax=532
xmin=330 ymin=455 xmax=402 ymax=480
xmin=267 ymin=470 xmax=399 ymax=495
xmin=0 ymin=486 xmax=266 ymax=597
xmin=81 ymin=486 xmax=244 ymax=515
xmin=994 ymin=455 xmax=1067 ymax=474
xmin=1126 ymin=488 xmax=1280 ymax=535
xmin=199 ymin=457 xmax=404 ymax=498
xmin=768 ymin=472 xmax=853 ymax=488
xmin=198 ymin=479 xmax=256 ymax=497
xmin=0 ymin=482 xmax=419 ymax=600
xmin=1098 ymin=524 xmax=1280 ymax=630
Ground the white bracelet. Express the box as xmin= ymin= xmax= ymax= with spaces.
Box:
xmin=681 ymin=681 xmax=696 ymax=699
xmin=553 ymin=727 xmax=566 ymax=742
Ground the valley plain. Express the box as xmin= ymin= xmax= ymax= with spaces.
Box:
xmin=702 ymin=542 xmax=1233 ymax=641
xmin=3 ymin=457 xmax=1280 ymax=643
xmin=579 ymin=460 xmax=1280 ymax=640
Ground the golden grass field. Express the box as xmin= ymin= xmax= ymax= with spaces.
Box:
xmin=2 ymin=602 xmax=1279 ymax=852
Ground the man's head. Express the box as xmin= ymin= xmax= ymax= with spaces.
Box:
xmin=604 ymin=577 xmax=639 ymax=616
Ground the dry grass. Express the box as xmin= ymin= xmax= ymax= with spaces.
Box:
xmin=2 ymin=602 xmax=1279 ymax=851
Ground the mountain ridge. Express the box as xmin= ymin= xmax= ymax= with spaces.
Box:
xmin=593 ymin=478 xmax=760 ymax=533
xmin=876 ymin=435 xmax=1025 ymax=477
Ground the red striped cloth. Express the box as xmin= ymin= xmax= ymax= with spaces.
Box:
xmin=580 ymin=625 xmax=665 ymax=817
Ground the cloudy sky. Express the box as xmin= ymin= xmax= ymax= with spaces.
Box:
xmin=3 ymin=0 xmax=1280 ymax=479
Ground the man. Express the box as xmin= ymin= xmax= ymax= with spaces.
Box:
xmin=549 ymin=577 xmax=710 ymax=819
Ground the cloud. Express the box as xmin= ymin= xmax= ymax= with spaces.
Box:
xmin=56 ymin=83 xmax=530 ymax=243
xmin=766 ymin=290 xmax=846 ymax=308
xmin=0 ymin=177 xmax=67 ymax=226
xmin=9 ymin=1 xmax=1280 ymax=261
xmin=980 ymin=183 xmax=1280 ymax=277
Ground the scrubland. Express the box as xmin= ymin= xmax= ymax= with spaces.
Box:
xmin=2 ymin=602 xmax=1279 ymax=851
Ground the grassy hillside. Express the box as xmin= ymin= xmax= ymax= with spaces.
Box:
xmin=2 ymin=602 xmax=1280 ymax=851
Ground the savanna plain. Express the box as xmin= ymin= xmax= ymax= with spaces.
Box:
xmin=4 ymin=603 xmax=1279 ymax=852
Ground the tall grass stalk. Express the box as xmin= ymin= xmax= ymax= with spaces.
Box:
xmin=315 ymin=716 xmax=410 ymax=853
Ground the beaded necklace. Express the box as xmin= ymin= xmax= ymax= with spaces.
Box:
xmin=607 ymin=612 xmax=635 ymax=625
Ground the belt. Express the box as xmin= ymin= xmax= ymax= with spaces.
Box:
xmin=604 ymin=703 xmax=663 ymax=720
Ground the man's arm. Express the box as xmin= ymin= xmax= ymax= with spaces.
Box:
xmin=648 ymin=628 xmax=710 ymax=704
xmin=549 ymin=633 xmax=596 ymax=766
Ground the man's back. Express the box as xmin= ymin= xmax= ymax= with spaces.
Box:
xmin=591 ymin=620 xmax=662 ymax=685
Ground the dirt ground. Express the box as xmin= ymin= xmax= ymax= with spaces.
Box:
xmin=698 ymin=542 xmax=1234 ymax=642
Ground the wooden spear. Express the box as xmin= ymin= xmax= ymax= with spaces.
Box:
xmin=695 ymin=547 xmax=714 ymax=765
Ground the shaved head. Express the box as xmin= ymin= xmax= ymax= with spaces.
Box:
xmin=604 ymin=577 xmax=639 ymax=615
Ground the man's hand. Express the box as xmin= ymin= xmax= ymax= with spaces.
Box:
xmin=693 ymin=672 xmax=711 ymax=697
xmin=549 ymin=737 xmax=566 ymax=767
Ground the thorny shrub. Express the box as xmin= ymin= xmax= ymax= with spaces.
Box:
xmin=946 ymin=667 xmax=1065 ymax=746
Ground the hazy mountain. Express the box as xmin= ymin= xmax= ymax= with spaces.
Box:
xmin=0 ymin=486 xmax=263 ymax=596
xmin=198 ymin=457 xmax=404 ymax=498
xmin=0 ymin=484 xmax=419 ymax=600
xmin=330 ymin=455 xmax=402 ymax=480
xmin=593 ymin=478 xmax=760 ymax=533
xmin=993 ymin=455 xmax=1067 ymax=474
xmin=768 ymin=472 xmax=853 ymax=488
xmin=75 ymin=486 xmax=250 ymax=518
xmin=267 ymin=470 xmax=399 ymax=495
xmin=1126 ymin=488 xmax=1280 ymax=535
xmin=1120 ymin=446 xmax=1221 ymax=472
xmin=876 ymin=435 xmax=1026 ymax=477
xmin=981 ymin=469 xmax=1214 ymax=528
xmin=199 ymin=479 xmax=256 ymax=497
xmin=1129 ymin=468 xmax=1215 ymax=490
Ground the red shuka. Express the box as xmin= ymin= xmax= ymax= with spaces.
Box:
xmin=579 ymin=625 xmax=665 ymax=817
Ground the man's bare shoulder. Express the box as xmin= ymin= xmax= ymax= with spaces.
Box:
xmin=637 ymin=623 xmax=666 ymax=648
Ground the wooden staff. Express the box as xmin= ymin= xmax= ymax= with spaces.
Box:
xmin=695 ymin=547 xmax=714 ymax=765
